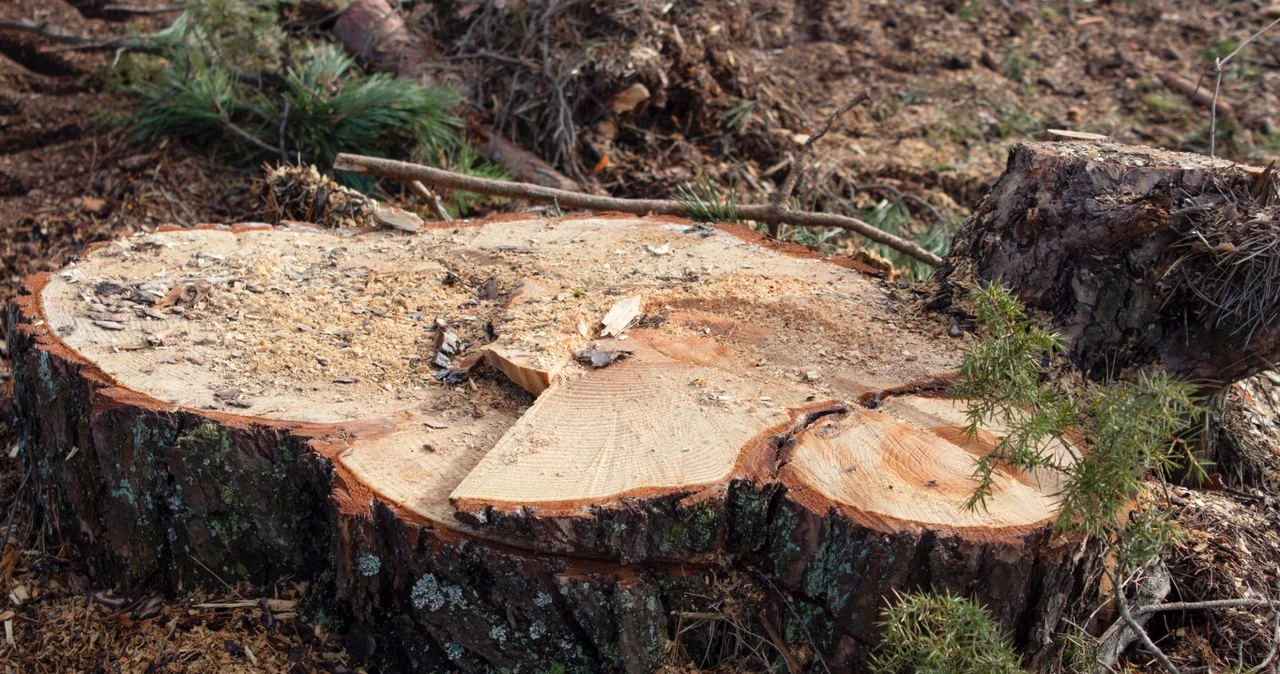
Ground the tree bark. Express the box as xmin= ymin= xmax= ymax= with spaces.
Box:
xmin=935 ymin=140 xmax=1280 ymax=386
xmin=10 ymin=216 xmax=1101 ymax=672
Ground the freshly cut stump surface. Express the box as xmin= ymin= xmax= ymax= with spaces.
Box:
xmin=12 ymin=215 xmax=1096 ymax=672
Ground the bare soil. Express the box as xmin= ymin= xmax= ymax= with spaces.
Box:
xmin=1 ymin=0 xmax=1279 ymax=672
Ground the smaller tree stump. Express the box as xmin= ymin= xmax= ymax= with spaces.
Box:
xmin=938 ymin=141 xmax=1280 ymax=386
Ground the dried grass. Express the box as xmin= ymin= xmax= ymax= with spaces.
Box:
xmin=1168 ymin=199 xmax=1280 ymax=348
xmin=662 ymin=572 xmax=800 ymax=674
xmin=1162 ymin=486 xmax=1280 ymax=672
xmin=0 ymin=554 xmax=340 ymax=673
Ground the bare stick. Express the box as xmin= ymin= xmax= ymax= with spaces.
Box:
xmin=1110 ymin=571 xmax=1181 ymax=674
xmin=773 ymin=92 xmax=870 ymax=209
xmin=1211 ymin=71 xmax=1222 ymax=157
xmin=0 ymin=17 xmax=159 ymax=53
xmin=407 ymin=180 xmax=453 ymax=221
xmin=277 ymin=100 xmax=291 ymax=166
xmin=101 ymin=4 xmax=184 ymax=14
xmin=334 ymin=152 xmax=945 ymax=267
xmin=1133 ymin=597 xmax=1280 ymax=616
xmin=1210 ymin=15 xmax=1280 ymax=156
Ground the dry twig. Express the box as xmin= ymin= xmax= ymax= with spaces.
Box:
xmin=1110 ymin=570 xmax=1181 ymax=674
xmin=1133 ymin=597 xmax=1280 ymax=615
xmin=769 ymin=91 xmax=870 ymax=236
xmin=1210 ymin=16 xmax=1280 ymax=156
xmin=0 ymin=17 xmax=161 ymax=53
xmin=407 ymin=180 xmax=452 ymax=221
xmin=773 ymin=93 xmax=869 ymax=207
xmin=1249 ymin=608 xmax=1280 ymax=674
xmin=333 ymin=149 xmax=945 ymax=267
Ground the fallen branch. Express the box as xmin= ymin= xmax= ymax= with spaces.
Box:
xmin=1159 ymin=74 xmax=1232 ymax=116
xmin=1096 ymin=564 xmax=1172 ymax=670
xmin=0 ymin=17 xmax=159 ymax=53
xmin=333 ymin=152 xmax=945 ymax=268
xmin=1132 ymin=597 xmax=1280 ymax=616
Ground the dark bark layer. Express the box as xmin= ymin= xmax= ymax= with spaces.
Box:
xmin=936 ymin=140 xmax=1280 ymax=386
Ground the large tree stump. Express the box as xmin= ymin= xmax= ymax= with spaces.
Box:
xmin=10 ymin=215 xmax=1099 ymax=672
xmin=937 ymin=140 xmax=1280 ymax=386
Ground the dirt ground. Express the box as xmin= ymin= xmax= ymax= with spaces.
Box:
xmin=1 ymin=0 xmax=1280 ymax=672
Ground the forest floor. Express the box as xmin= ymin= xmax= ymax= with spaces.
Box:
xmin=1 ymin=0 xmax=1280 ymax=672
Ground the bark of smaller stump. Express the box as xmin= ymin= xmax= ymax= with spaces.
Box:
xmin=936 ymin=140 xmax=1280 ymax=385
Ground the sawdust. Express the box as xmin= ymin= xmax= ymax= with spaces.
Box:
xmin=45 ymin=218 xmax=958 ymax=423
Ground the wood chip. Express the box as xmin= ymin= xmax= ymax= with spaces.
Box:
xmin=87 ymin=311 xmax=128 ymax=322
xmin=574 ymin=348 xmax=633 ymax=368
xmin=333 ymin=376 xmax=358 ymax=384
xmin=482 ymin=344 xmax=566 ymax=396
xmin=92 ymin=320 xmax=125 ymax=331
xmin=373 ymin=207 xmax=422 ymax=233
xmin=81 ymin=197 xmax=108 ymax=214
xmin=600 ymin=295 xmax=642 ymax=337
xmin=611 ymin=82 xmax=650 ymax=114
